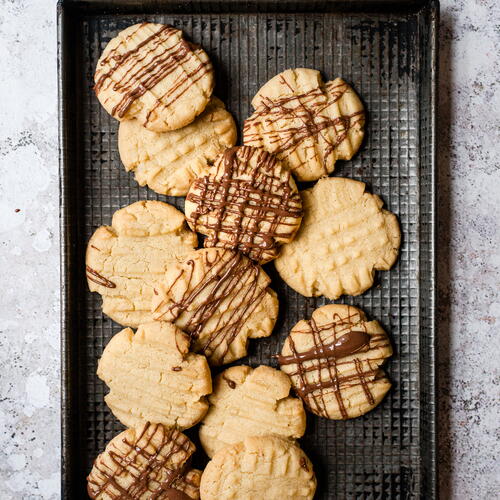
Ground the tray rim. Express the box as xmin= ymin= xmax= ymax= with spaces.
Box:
xmin=58 ymin=0 xmax=439 ymax=497
xmin=426 ymin=1 xmax=439 ymax=496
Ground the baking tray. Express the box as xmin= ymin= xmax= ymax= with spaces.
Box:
xmin=58 ymin=0 xmax=438 ymax=498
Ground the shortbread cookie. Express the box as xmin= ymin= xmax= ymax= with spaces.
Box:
xmin=278 ymin=304 xmax=393 ymax=420
xmin=274 ymin=177 xmax=400 ymax=299
xmin=87 ymin=422 xmax=201 ymax=499
xmin=185 ymin=146 xmax=302 ymax=264
xmin=243 ymin=68 xmax=365 ymax=181
xmin=118 ymin=97 xmax=237 ymax=196
xmin=97 ymin=322 xmax=212 ymax=430
xmin=199 ymin=365 xmax=306 ymax=457
xmin=86 ymin=201 xmax=197 ymax=328
xmin=94 ymin=23 xmax=214 ymax=131
xmin=200 ymin=435 xmax=316 ymax=500
xmin=152 ymin=248 xmax=278 ymax=365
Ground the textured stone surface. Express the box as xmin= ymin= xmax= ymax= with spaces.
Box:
xmin=0 ymin=1 xmax=60 ymax=499
xmin=0 ymin=1 xmax=498 ymax=499
xmin=437 ymin=2 xmax=500 ymax=497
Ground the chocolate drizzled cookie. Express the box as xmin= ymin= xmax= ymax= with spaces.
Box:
xmin=94 ymin=23 xmax=214 ymax=132
xmin=152 ymin=248 xmax=278 ymax=366
xmin=185 ymin=145 xmax=303 ymax=264
xmin=278 ymin=304 xmax=393 ymax=420
xmin=87 ymin=422 xmax=201 ymax=499
xmin=86 ymin=201 xmax=197 ymax=328
xmin=243 ymin=68 xmax=365 ymax=181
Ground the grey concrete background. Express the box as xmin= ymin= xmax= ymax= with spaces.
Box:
xmin=0 ymin=0 xmax=498 ymax=498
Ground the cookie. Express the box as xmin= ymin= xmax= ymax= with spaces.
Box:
xmin=152 ymin=248 xmax=278 ymax=365
xmin=199 ymin=435 xmax=316 ymax=500
xmin=185 ymin=146 xmax=302 ymax=264
xmin=86 ymin=200 xmax=197 ymax=328
xmin=118 ymin=97 xmax=237 ymax=196
xmin=274 ymin=177 xmax=400 ymax=299
xmin=87 ymin=422 xmax=201 ymax=499
xmin=278 ymin=304 xmax=393 ymax=420
xmin=199 ymin=365 xmax=306 ymax=458
xmin=243 ymin=68 xmax=365 ymax=181
xmin=97 ymin=322 xmax=212 ymax=430
xmin=94 ymin=23 xmax=214 ymax=132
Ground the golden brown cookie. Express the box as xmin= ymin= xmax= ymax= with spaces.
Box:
xmin=94 ymin=23 xmax=214 ymax=131
xmin=118 ymin=97 xmax=237 ymax=196
xmin=185 ymin=146 xmax=303 ymax=264
xmin=87 ymin=423 xmax=201 ymax=499
xmin=278 ymin=304 xmax=393 ymax=420
xmin=199 ymin=435 xmax=316 ymax=500
xmin=274 ymin=177 xmax=400 ymax=299
xmin=243 ymin=68 xmax=365 ymax=181
xmin=97 ymin=322 xmax=212 ymax=430
xmin=152 ymin=248 xmax=278 ymax=365
xmin=199 ymin=365 xmax=306 ymax=457
xmin=86 ymin=201 xmax=197 ymax=328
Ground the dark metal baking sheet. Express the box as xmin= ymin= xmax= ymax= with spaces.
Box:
xmin=58 ymin=0 xmax=438 ymax=498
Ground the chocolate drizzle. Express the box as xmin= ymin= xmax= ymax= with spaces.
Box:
xmin=87 ymin=423 xmax=195 ymax=499
xmin=95 ymin=23 xmax=212 ymax=125
xmin=153 ymin=250 xmax=270 ymax=364
xmin=222 ymin=375 xmax=236 ymax=389
xmin=277 ymin=330 xmax=370 ymax=366
xmin=86 ymin=265 xmax=116 ymax=289
xmin=244 ymin=76 xmax=364 ymax=176
xmin=278 ymin=307 xmax=389 ymax=419
xmin=163 ymin=489 xmax=192 ymax=500
xmin=186 ymin=146 xmax=302 ymax=263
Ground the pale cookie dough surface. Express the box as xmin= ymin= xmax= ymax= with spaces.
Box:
xmin=87 ymin=423 xmax=200 ymax=499
xmin=86 ymin=200 xmax=197 ymax=328
xmin=199 ymin=365 xmax=306 ymax=458
xmin=279 ymin=304 xmax=393 ymax=420
xmin=275 ymin=177 xmax=400 ymax=299
xmin=97 ymin=322 xmax=212 ymax=430
xmin=152 ymin=248 xmax=278 ymax=366
xmin=243 ymin=68 xmax=365 ymax=181
xmin=185 ymin=145 xmax=303 ymax=264
xmin=200 ymin=435 xmax=316 ymax=500
xmin=94 ymin=23 xmax=214 ymax=131
xmin=118 ymin=97 xmax=237 ymax=196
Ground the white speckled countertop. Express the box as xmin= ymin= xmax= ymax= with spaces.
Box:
xmin=0 ymin=0 xmax=498 ymax=498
